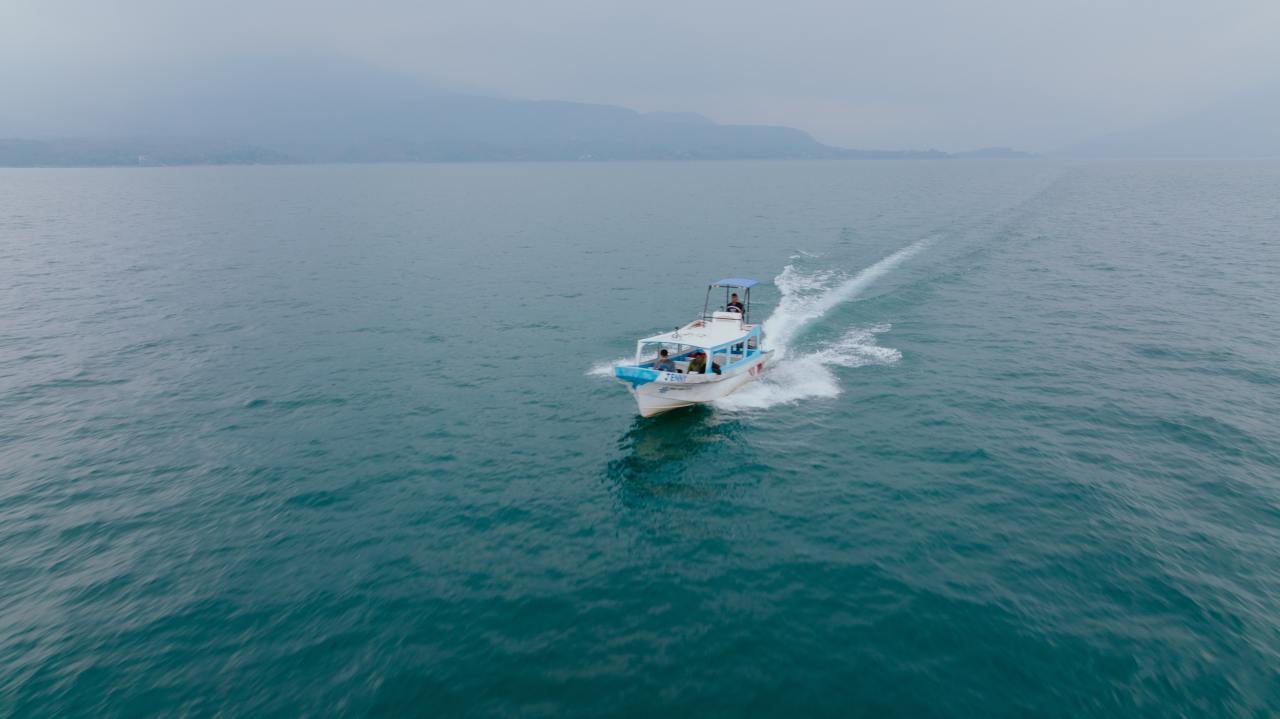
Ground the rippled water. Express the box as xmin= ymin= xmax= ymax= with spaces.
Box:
xmin=2 ymin=160 xmax=1278 ymax=716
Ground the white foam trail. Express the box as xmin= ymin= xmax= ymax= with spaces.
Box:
xmin=715 ymin=324 xmax=900 ymax=411
xmin=764 ymin=238 xmax=931 ymax=356
xmin=717 ymin=238 xmax=930 ymax=411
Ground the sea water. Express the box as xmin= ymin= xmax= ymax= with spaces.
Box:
xmin=1 ymin=160 xmax=1278 ymax=716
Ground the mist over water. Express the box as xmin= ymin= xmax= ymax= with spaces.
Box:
xmin=2 ymin=160 xmax=1279 ymax=716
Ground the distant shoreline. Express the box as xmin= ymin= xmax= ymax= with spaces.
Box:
xmin=0 ymin=138 xmax=1037 ymax=168
xmin=0 ymin=154 xmax=1046 ymax=170
xmin=0 ymin=158 xmax=1039 ymax=169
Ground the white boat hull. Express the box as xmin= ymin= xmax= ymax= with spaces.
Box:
xmin=627 ymin=352 xmax=772 ymax=417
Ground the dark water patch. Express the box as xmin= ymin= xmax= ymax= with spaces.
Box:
xmin=284 ymin=490 xmax=346 ymax=509
xmin=240 ymin=394 xmax=349 ymax=412
xmin=1146 ymin=415 xmax=1277 ymax=466
xmin=7 ymin=374 xmax=130 ymax=400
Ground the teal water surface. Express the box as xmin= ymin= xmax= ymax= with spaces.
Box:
xmin=1 ymin=160 xmax=1279 ymax=716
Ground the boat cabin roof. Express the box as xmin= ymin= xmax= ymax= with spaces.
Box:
xmin=711 ymin=278 xmax=758 ymax=289
xmin=637 ymin=317 xmax=759 ymax=351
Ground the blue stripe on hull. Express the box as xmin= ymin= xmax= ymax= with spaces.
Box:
xmin=614 ymin=366 xmax=659 ymax=388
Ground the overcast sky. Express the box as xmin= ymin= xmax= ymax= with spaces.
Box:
xmin=3 ymin=0 xmax=1279 ymax=151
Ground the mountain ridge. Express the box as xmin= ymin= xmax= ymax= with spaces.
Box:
xmin=0 ymin=52 xmax=1034 ymax=166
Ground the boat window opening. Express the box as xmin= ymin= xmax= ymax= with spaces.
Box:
xmin=637 ymin=341 xmax=695 ymax=367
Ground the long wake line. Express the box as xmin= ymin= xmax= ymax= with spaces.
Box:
xmin=763 ymin=237 xmax=933 ymax=356
xmin=716 ymin=238 xmax=932 ymax=411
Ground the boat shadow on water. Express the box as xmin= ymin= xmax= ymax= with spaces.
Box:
xmin=603 ymin=405 xmax=759 ymax=504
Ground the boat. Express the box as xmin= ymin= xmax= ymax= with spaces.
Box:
xmin=613 ymin=279 xmax=774 ymax=417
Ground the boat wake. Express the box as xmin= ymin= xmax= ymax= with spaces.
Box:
xmin=589 ymin=238 xmax=930 ymax=411
xmin=714 ymin=324 xmax=900 ymax=411
xmin=715 ymin=238 xmax=931 ymax=411
xmin=762 ymin=238 xmax=931 ymax=356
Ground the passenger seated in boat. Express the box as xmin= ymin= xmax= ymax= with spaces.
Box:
xmin=654 ymin=349 xmax=677 ymax=372
xmin=726 ymin=293 xmax=745 ymax=314
xmin=687 ymin=351 xmax=721 ymax=375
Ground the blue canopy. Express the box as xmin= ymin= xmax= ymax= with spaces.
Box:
xmin=711 ymin=278 xmax=758 ymax=288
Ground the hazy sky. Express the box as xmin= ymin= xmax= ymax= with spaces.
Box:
xmin=3 ymin=0 xmax=1279 ymax=150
